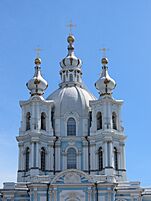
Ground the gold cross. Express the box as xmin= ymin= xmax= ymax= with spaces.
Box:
xmin=35 ymin=47 xmax=42 ymax=58
xmin=100 ymin=48 xmax=109 ymax=57
xmin=67 ymin=21 xmax=76 ymax=34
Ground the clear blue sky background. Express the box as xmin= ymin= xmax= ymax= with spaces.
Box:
xmin=0 ymin=0 xmax=151 ymax=187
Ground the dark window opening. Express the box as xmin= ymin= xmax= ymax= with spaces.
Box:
xmin=41 ymin=147 xmax=46 ymax=171
xmin=41 ymin=112 xmax=46 ymax=130
xmin=98 ymin=147 xmax=103 ymax=171
xmin=114 ymin=147 xmax=118 ymax=170
xmin=67 ymin=118 xmax=76 ymax=136
xmin=25 ymin=147 xmax=30 ymax=171
xmin=97 ymin=112 xmax=102 ymax=130
xmin=67 ymin=148 xmax=76 ymax=169
xmin=112 ymin=112 xmax=117 ymax=130
xmin=26 ymin=112 xmax=31 ymax=131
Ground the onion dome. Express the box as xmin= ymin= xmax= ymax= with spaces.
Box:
xmin=59 ymin=34 xmax=83 ymax=88
xmin=95 ymin=57 xmax=116 ymax=97
xmin=60 ymin=35 xmax=82 ymax=68
xmin=26 ymin=57 xmax=48 ymax=96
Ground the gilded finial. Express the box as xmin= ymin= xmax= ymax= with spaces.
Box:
xmin=67 ymin=35 xmax=75 ymax=44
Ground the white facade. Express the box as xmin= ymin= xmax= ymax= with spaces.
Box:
xmin=0 ymin=34 xmax=151 ymax=201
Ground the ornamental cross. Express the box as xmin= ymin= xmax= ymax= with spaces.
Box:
xmin=67 ymin=21 xmax=76 ymax=34
xmin=100 ymin=48 xmax=109 ymax=57
xmin=35 ymin=47 xmax=42 ymax=57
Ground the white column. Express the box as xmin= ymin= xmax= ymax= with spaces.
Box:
xmin=48 ymin=105 xmax=52 ymax=132
xmin=56 ymin=141 xmax=60 ymax=171
xmin=53 ymin=188 xmax=57 ymax=201
xmin=90 ymin=109 xmax=96 ymax=133
xmin=109 ymin=141 xmax=113 ymax=167
xmin=104 ymin=142 xmax=108 ymax=167
xmin=119 ymin=149 xmax=122 ymax=170
xmin=47 ymin=144 xmax=51 ymax=171
xmin=50 ymin=141 xmax=54 ymax=171
xmin=31 ymin=102 xmax=35 ymax=131
xmin=118 ymin=151 xmax=120 ymax=170
xmin=121 ymin=144 xmax=126 ymax=170
xmin=22 ymin=152 xmax=25 ymax=171
xmin=106 ymin=101 xmax=111 ymax=129
xmin=64 ymin=152 xmax=67 ymax=170
xmin=91 ymin=142 xmax=96 ymax=170
xmin=21 ymin=108 xmax=25 ymax=131
xmin=33 ymin=188 xmax=37 ymax=201
xmin=36 ymin=102 xmax=40 ymax=130
xmin=36 ymin=142 xmax=39 ymax=167
xmin=31 ymin=142 xmax=34 ymax=167
xmin=77 ymin=151 xmax=80 ymax=169
xmin=49 ymin=190 xmax=53 ymax=201
xmin=83 ymin=143 xmax=87 ymax=170
xmin=18 ymin=144 xmax=23 ymax=170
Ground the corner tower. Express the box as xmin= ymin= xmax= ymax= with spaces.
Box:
xmin=90 ymin=57 xmax=126 ymax=181
xmin=16 ymin=57 xmax=54 ymax=182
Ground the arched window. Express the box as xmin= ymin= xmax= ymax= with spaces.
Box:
xmin=69 ymin=74 xmax=73 ymax=81
xmin=77 ymin=75 xmax=79 ymax=82
xmin=67 ymin=148 xmax=76 ymax=169
xmin=25 ymin=147 xmax=30 ymax=171
xmin=26 ymin=112 xmax=31 ymax=131
xmin=67 ymin=118 xmax=76 ymax=136
xmin=97 ymin=112 xmax=102 ymax=130
xmin=112 ymin=112 xmax=117 ymax=130
xmin=41 ymin=147 xmax=46 ymax=171
xmin=41 ymin=112 xmax=46 ymax=130
xmin=114 ymin=147 xmax=118 ymax=170
xmin=98 ymin=147 xmax=103 ymax=171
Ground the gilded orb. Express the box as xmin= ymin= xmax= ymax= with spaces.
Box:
xmin=67 ymin=35 xmax=75 ymax=44
xmin=101 ymin=57 xmax=108 ymax=65
xmin=35 ymin=57 xmax=41 ymax=65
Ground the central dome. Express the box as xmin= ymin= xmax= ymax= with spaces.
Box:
xmin=47 ymin=85 xmax=96 ymax=116
xmin=46 ymin=34 xmax=96 ymax=137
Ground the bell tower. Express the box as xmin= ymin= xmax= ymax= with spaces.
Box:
xmin=90 ymin=57 xmax=126 ymax=181
xmin=16 ymin=57 xmax=54 ymax=182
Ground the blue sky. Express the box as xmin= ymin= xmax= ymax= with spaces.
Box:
xmin=0 ymin=0 xmax=151 ymax=187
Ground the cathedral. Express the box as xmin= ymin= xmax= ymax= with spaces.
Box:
xmin=0 ymin=33 xmax=151 ymax=201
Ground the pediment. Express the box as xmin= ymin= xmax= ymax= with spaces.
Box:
xmin=51 ymin=169 xmax=93 ymax=184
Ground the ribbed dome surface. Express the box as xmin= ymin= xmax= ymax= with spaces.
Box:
xmin=47 ymin=86 xmax=96 ymax=116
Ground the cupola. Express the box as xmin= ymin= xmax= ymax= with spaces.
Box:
xmin=95 ymin=57 xmax=116 ymax=97
xmin=26 ymin=57 xmax=48 ymax=96
xmin=59 ymin=34 xmax=83 ymax=87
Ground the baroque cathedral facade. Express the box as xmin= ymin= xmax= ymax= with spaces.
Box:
xmin=0 ymin=34 xmax=151 ymax=201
